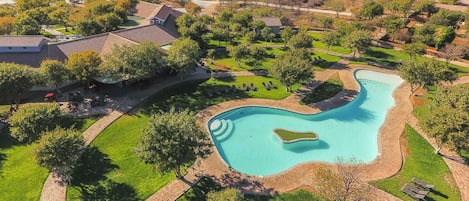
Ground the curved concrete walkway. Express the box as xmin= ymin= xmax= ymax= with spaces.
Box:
xmin=40 ymin=68 xmax=211 ymax=201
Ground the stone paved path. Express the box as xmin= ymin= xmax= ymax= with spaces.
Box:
xmin=40 ymin=68 xmax=211 ymax=201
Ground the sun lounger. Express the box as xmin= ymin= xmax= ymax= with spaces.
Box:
xmin=242 ymin=83 xmax=249 ymax=91
xmin=412 ymin=178 xmax=435 ymax=190
xmin=268 ymin=81 xmax=277 ymax=89
xmin=401 ymin=184 xmax=426 ymax=200
xmin=214 ymin=87 xmax=222 ymax=96
xmin=249 ymin=83 xmax=257 ymax=91
xmin=262 ymin=82 xmax=270 ymax=90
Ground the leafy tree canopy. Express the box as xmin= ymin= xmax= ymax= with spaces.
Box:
xmin=40 ymin=59 xmax=69 ymax=88
xmin=167 ymin=38 xmax=201 ymax=79
xmin=136 ymin=108 xmax=212 ymax=178
xmin=359 ymin=1 xmax=384 ymax=19
xmin=270 ymin=48 xmax=314 ymax=91
xmin=0 ymin=62 xmax=38 ymax=106
xmin=66 ymin=50 xmax=102 ymax=84
xmin=33 ymin=128 xmax=85 ymax=184
xmin=343 ymin=30 xmax=372 ymax=59
xmin=399 ymin=59 xmax=456 ymax=94
xmin=9 ymin=103 xmax=64 ymax=143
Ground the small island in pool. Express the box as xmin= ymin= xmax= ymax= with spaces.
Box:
xmin=273 ymin=128 xmax=319 ymax=143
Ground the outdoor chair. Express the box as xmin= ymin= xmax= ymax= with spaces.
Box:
xmin=224 ymin=86 xmax=231 ymax=94
xmin=231 ymin=85 xmax=237 ymax=93
xmin=268 ymin=81 xmax=277 ymax=89
xmin=249 ymin=83 xmax=257 ymax=91
xmin=214 ymin=87 xmax=222 ymax=96
xmin=242 ymin=83 xmax=249 ymax=91
xmin=412 ymin=178 xmax=435 ymax=190
xmin=206 ymin=89 xmax=214 ymax=97
xmin=401 ymin=183 xmax=426 ymax=200
xmin=262 ymin=82 xmax=270 ymax=90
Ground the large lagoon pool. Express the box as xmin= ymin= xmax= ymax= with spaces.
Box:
xmin=208 ymin=70 xmax=403 ymax=176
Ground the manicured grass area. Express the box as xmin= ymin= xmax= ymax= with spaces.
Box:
xmin=209 ymin=48 xmax=339 ymax=72
xmin=0 ymin=116 xmax=99 ymax=201
xmin=68 ymin=76 xmax=299 ymax=200
xmin=273 ymin=128 xmax=318 ymax=142
xmin=0 ymin=105 xmax=10 ymax=116
xmin=308 ymin=31 xmax=352 ymax=54
xmin=178 ymin=176 xmax=322 ymax=201
xmin=372 ymin=125 xmax=460 ymax=201
xmin=301 ymin=74 xmax=343 ymax=105
xmin=361 ymin=47 xmax=469 ymax=76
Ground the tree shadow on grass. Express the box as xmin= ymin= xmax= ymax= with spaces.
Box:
xmin=179 ymin=176 xmax=223 ymax=201
xmin=364 ymin=49 xmax=394 ymax=60
xmin=79 ymin=179 xmax=139 ymax=201
xmin=217 ymin=171 xmax=277 ymax=196
xmin=71 ymin=147 xmax=118 ymax=185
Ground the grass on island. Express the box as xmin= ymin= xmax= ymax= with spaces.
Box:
xmin=0 ymin=115 xmax=99 ymax=201
xmin=308 ymin=32 xmax=352 ymax=55
xmin=372 ymin=125 xmax=460 ymax=201
xmin=274 ymin=128 xmax=318 ymax=142
xmin=67 ymin=76 xmax=299 ymax=200
xmin=301 ymin=73 xmax=343 ymax=105
xmin=178 ymin=176 xmax=322 ymax=201
xmin=362 ymin=47 xmax=469 ymax=76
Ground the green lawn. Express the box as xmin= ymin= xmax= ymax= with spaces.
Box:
xmin=209 ymin=48 xmax=339 ymax=72
xmin=308 ymin=32 xmax=352 ymax=55
xmin=362 ymin=47 xmax=469 ymax=76
xmin=372 ymin=125 xmax=460 ymax=201
xmin=67 ymin=76 xmax=299 ymax=200
xmin=0 ymin=116 xmax=99 ymax=201
xmin=301 ymin=74 xmax=343 ymax=105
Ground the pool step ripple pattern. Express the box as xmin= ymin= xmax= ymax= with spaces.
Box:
xmin=210 ymin=119 xmax=234 ymax=142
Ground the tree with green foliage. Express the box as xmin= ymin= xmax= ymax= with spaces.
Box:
xmin=288 ymin=31 xmax=313 ymax=49
xmin=40 ymin=59 xmax=69 ymax=92
xmin=207 ymin=49 xmax=216 ymax=65
xmin=325 ymin=0 xmax=346 ymax=18
xmin=9 ymin=103 xmax=64 ymax=143
xmin=420 ymin=85 xmax=469 ymax=154
xmin=167 ymin=38 xmax=201 ymax=79
xmin=280 ymin=26 xmax=295 ymax=47
xmin=207 ymin=189 xmax=244 ymax=201
xmin=136 ymin=108 xmax=212 ymax=178
xmin=317 ymin=16 xmax=334 ymax=28
xmin=382 ymin=15 xmax=405 ymax=41
xmin=250 ymin=19 xmax=265 ymax=34
xmin=0 ymin=63 xmax=38 ymax=108
xmin=102 ymin=41 xmax=166 ymax=82
xmin=261 ymin=26 xmax=273 ymax=43
xmin=75 ymin=19 xmax=104 ymax=36
xmin=176 ymin=14 xmax=209 ymax=49
xmin=315 ymin=158 xmax=370 ymax=201
xmin=247 ymin=45 xmax=267 ymax=68
xmin=359 ymin=1 xmax=384 ymax=19
xmin=33 ymin=128 xmax=85 ymax=184
xmin=96 ymin=12 xmax=123 ymax=32
xmin=429 ymin=9 xmax=463 ymax=26
xmin=399 ymin=59 xmax=456 ymax=94
xmin=334 ymin=20 xmax=366 ymax=36
xmin=402 ymin=42 xmax=427 ymax=59
xmin=49 ymin=3 xmax=73 ymax=31
xmin=15 ymin=0 xmax=49 ymax=11
xmin=15 ymin=14 xmax=41 ymax=35
xmin=242 ymin=31 xmax=257 ymax=44
xmin=321 ymin=31 xmax=341 ymax=54
xmin=270 ymin=48 xmax=314 ymax=91
xmin=66 ymin=50 xmax=102 ymax=85
xmin=227 ymin=44 xmax=249 ymax=67
xmin=415 ymin=0 xmax=437 ymax=15
xmin=386 ymin=0 xmax=414 ymax=19
xmin=343 ymin=30 xmax=372 ymax=60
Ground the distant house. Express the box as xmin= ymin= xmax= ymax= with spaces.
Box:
xmin=0 ymin=36 xmax=47 ymax=53
xmin=253 ymin=17 xmax=283 ymax=35
xmin=0 ymin=24 xmax=178 ymax=67
xmin=130 ymin=2 xmax=182 ymax=38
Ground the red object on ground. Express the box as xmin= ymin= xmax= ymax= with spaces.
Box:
xmin=45 ymin=93 xmax=55 ymax=98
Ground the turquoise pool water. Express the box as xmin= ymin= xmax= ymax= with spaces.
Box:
xmin=208 ymin=70 xmax=403 ymax=176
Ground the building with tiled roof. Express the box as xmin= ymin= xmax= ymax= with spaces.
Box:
xmin=0 ymin=24 xmax=177 ymax=67
xmin=253 ymin=17 xmax=283 ymax=34
xmin=0 ymin=36 xmax=47 ymax=53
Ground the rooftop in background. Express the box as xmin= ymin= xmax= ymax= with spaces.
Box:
xmin=0 ymin=36 xmax=45 ymax=47
xmin=253 ymin=17 xmax=283 ymax=27
xmin=434 ymin=4 xmax=468 ymax=12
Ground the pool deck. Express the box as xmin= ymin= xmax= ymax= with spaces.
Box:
xmin=191 ymin=61 xmax=413 ymax=197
